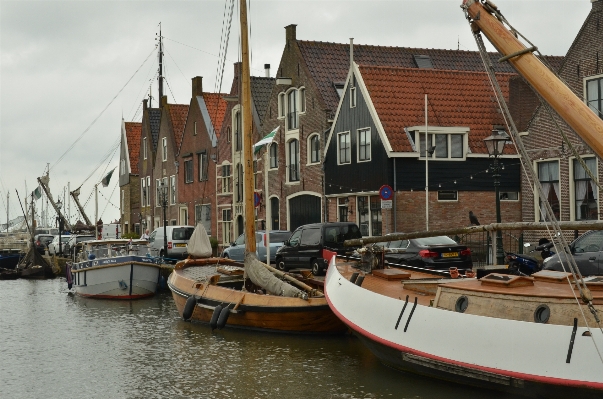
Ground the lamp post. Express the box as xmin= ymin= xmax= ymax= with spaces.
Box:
xmin=160 ymin=181 xmax=168 ymax=258
xmin=56 ymin=198 xmax=63 ymax=256
xmin=484 ymin=130 xmax=509 ymax=265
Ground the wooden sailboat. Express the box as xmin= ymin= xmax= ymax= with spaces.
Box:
xmin=325 ymin=1 xmax=603 ymax=397
xmin=167 ymin=0 xmax=346 ymax=334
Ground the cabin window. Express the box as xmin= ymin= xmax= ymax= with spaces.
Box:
xmin=221 ymin=163 xmax=231 ymax=193
xmin=308 ymin=134 xmax=320 ymax=164
xmin=162 ymin=137 xmax=167 ymax=162
xmin=586 ymin=76 xmax=602 ymax=119
xmin=199 ymin=152 xmax=208 ymax=181
xmin=269 ymin=143 xmax=278 ymax=169
xmin=287 ymin=90 xmax=298 ymax=130
xmin=358 ymin=128 xmax=371 ymax=162
xmin=288 ymin=139 xmax=300 ymax=182
xmin=337 ymin=132 xmax=351 ymax=165
xmin=573 ymin=157 xmax=597 ymax=221
xmin=184 ymin=159 xmax=193 ymax=183
xmin=170 ymin=175 xmax=176 ymax=205
xmin=358 ymin=195 xmax=382 ymax=237
xmin=143 ymin=137 xmax=147 ymax=160
xmin=537 ymin=160 xmax=560 ymax=222
xmin=222 ymin=208 xmax=232 ymax=245
xmin=438 ymin=191 xmax=458 ymax=201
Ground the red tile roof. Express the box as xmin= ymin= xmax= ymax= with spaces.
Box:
xmin=358 ymin=65 xmax=515 ymax=154
xmin=124 ymin=122 xmax=142 ymax=174
xmin=202 ymin=92 xmax=227 ymax=136
xmin=167 ymin=104 xmax=189 ymax=149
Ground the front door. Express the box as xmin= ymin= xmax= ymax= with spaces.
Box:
xmin=289 ymin=195 xmax=321 ymax=232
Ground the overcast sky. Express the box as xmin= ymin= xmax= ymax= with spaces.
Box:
xmin=0 ymin=0 xmax=593 ymax=227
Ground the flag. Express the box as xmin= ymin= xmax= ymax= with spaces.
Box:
xmin=101 ymin=169 xmax=114 ymax=187
xmin=32 ymin=186 xmax=42 ymax=200
xmin=253 ymin=126 xmax=279 ymax=154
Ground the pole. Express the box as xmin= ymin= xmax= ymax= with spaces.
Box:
xmin=68 ymin=181 xmax=71 ymax=226
xmin=424 ymin=94 xmax=429 ymax=231
xmin=95 ymin=184 xmax=98 ymax=239
xmin=493 ymin=157 xmax=505 ymax=265
xmin=240 ymin=0 xmax=256 ymax=255
xmin=6 ymin=191 xmax=9 ymax=234
xmin=264 ymin=148 xmax=271 ymax=263
xmin=162 ymin=184 xmax=167 ymax=257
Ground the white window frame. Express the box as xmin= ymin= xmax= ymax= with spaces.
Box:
xmin=199 ymin=152 xmax=208 ymax=181
xmin=410 ymin=126 xmax=469 ymax=161
xmin=143 ymin=137 xmax=147 ymax=160
xmin=437 ymin=190 xmax=458 ymax=202
xmin=278 ymin=92 xmax=286 ymax=119
xmin=350 ymin=86 xmax=357 ymax=108
xmin=184 ymin=159 xmax=193 ymax=183
xmin=286 ymin=88 xmax=299 ymax=131
xmin=356 ymin=195 xmax=382 ymax=237
xmin=534 ymin=158 xmax=561 ymax=222
xmin=584 ymin=73 xmax=603 ymax=120
xmin=299 ymin=87 xmax=306 ymax=114
xmin=170 ymin=175 xmax=176 ymax=205
xmin=500 ymin=192 xmax=519 ymax=201
xmin=569 ymin=156 xmax=599 ymax=221
xmin=220 ymin=162 xmax=232 ymax=194
xmin=222 ymin=208 xmax=233 ymax=245
xmin=357 ymin=127 xmax=371 ymax=163
xmin=146 ymin=177 xmax=151 ymax=206
xmin=233 ymin=108 xmax=242 ymax=152
xmin=337 ymin=131 xmax=351 ymax=165
xmin=162 ymin=137 xmax=167 ymax=162
xmin=287 ymin=139 xmax=300 ymax=183
xmin=307 ymin=134 xmax=320 ymax=165
xmin=269 ymin=143 xmax=278 ymax=169
xmin=121 ymin=189 xmax=125 ymax=214
xmin=141 ymin=179 xmax=146 ymax=208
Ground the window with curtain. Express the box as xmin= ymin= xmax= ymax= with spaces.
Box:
xmin=537 ymin=160 xmax=560 ymax=221
xmin=586 ymin=77 xmax=602 ymax=120
xmin=574 ymin=157 xmax=598 ymax=220
xmin=338 ymin=132 xmax=351 ymax=164
xmin=288 ymin=140 xmax=299 ymax=182
xmin=309 ymin=135 xmax=320 ymax=164
xmin=270 ymin=143 xmax=278 ymax=168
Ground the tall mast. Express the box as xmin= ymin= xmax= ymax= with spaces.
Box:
xmin=158 ymin=23 xmax=164 ymax=109
xmin=240 ymin=0 xmax=256 ymax=255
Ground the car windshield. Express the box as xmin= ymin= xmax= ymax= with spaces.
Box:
xmin=173 ymin=228 xmax=194 ymax=240
xmin=414 ymin=236 xmax=457 ymax=246
xmin=324 ymin=225 xmax=362 ymax=244
xmin=269 ymin=232 xmax=291 ymax=243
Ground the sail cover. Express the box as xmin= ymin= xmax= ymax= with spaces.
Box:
xmin=187 ymin=223 xmax=213 ymax=258
xmin=244 ymin=252 xmax=305 ymax=298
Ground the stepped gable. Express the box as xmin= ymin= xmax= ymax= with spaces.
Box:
xmin=167 ymin=104 xmax=189 ymax=149
xmin=358 ymin=65 xmax=515 ymax=155
xmin=124 ymin=122 xmax=142 ymax=174
xmin=251 ymin=76 xmax=276 ymax=125
xmin=148 ymin=108 xmax=161 ymax=151
xmin=202 ymin=92 xmax=227 ymax=137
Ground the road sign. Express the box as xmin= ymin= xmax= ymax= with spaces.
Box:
xmin=254 ymin=192 xmax=261 ymax=208
xmin=381 ymin=200 xmax=392 ymax=209
xmin=379 ymin=185 xmax=393 ymax=201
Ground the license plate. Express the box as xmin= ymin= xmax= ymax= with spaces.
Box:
xmin=175 ymin=243 xmax=186 ymax=247
xmin=442 ymin=252 xmax=459 ymax=258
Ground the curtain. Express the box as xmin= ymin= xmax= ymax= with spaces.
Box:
xmin=540 ymin=182 xmax=551 ymax=221
xmin=575 ymin=180 xmax=588 ymax=219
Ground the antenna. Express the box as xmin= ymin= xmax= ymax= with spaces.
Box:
xmin=157 ymin=22 xmax=164 ymax=108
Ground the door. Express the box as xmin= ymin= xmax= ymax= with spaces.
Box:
xmin=288 ymin=195 xmax=321 ymax=232
xmin=298 ymin=227 xmax=321 ymax=266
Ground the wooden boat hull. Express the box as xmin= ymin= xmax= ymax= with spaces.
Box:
xmin=324 ymin=260 xmax=603 ymax=398
xmin=71 ymin=256 xmax=161 ymax=299
xmin=168 ymin=265 xmax=347 ymax=334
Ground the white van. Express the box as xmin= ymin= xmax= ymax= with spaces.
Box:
xmin=102 ymin=223 xmax=121 ymax=240
xmin=148 ymin=225 xmax=195 ymax=259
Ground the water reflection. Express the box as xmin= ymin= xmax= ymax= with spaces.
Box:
xmin=1 ymin=279 xmax=504 ymax=399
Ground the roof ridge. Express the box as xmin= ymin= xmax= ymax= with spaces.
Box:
xmin=357 ymin=64 xmax=517 ymax=76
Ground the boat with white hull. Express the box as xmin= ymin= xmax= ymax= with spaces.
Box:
xmin=325 ymin=261 xmax=603 ymax=398
xmin=69 ymin=239 xmax=161 ymax=299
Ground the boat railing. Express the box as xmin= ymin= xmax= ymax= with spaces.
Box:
xmin=87 ymin=243 xmax=150 ymax=260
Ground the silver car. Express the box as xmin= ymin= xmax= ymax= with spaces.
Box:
xmin=222 ymin=230 xmax=291 ymax=263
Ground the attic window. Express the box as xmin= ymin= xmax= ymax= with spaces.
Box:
xmin=333 ymin=82 xmax=345 ymax=98
xmin=413 ymin=55 xmax=434 ymax=69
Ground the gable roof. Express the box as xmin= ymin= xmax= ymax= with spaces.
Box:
xmin=124 ymin=122 xmax=142 ymax=174
xmin=297 ymin=41 xmax=563 ymax=114
xmin=356 ymin=64 xmax=515 ymax=155
xmin=201 ymin=92 xmax=228 ymax=136
xmin=166 ymin=104 xmax=189 ymax=150
xmin=250 ymin=76 xmax=276 ymax=125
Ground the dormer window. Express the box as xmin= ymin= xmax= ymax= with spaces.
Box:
xmin=411 ymin=127 xmax=468 ymax=160
xmin=333 ymin=82 xmax=345 ymax=98
xmin=586 ymin=76 xmax=602 ymax=119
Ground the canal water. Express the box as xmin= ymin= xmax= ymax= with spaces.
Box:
xmin=1 ymin=278 xmax=508 ymax=399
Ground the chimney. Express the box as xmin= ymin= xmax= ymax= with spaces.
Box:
xmin=143 ymin=99 xmax=148 ymax=111
xmin=285 ymin=24 xmax=297 ymax=45
xmin=350 ymin=38 xmax=354 ymax=69
xmin=234 ymin=62 xmax=242 ymax=80
xmin=192 ymin=76 xmax=203 ymax=98
xmin=264 ymin=64 xmax=271 ymax=78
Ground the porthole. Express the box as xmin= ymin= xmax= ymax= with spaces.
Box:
xmin=534 ymin=305 xmax=550 ymax=323
xmin=455 ymin=296 xmax=469 ymax=313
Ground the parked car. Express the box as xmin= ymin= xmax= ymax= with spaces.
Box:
xmin=383 ymin=234 xmax=472 ymax=270
xmin=65 ymin=234 xmax=96 ymax=258
xmin=275 ymin=222 xmax=362 ymax=275
xmin=148 ymin=225 xmax=195 ymax=259
xmin=222 ymin=230 xmax=292 ymax=263
xmin=34 ymin=234 xmax=54 ymax=254
xmin=543 ymin=230 xmax=603 ymax=276
xmin=48 ymin=234 xmax=71 ymax=255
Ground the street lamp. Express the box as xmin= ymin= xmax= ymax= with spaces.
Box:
xmin=484 ymin=129 xmax=509 ymax=265
xmin=56 ymin=198 xmax=63 ymax=257
xmin=160 ymin=181 xmax=168 ymax=258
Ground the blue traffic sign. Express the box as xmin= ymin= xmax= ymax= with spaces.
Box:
xmin=379 ymin=185 xmax=393 ymax=200
xmin=254 ymin=192 xmax=261 ymax=207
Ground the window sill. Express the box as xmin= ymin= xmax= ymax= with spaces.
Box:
xmin=285 ymin=181 xmax=301 ymax=186
xmin=337 ymin=162 xmax=351 ymax=166
xmin=306 ymin=162 xmax=320 ymax=166
xmin=357 ymin=159 xmax=371 ymax=163
xmin=218 ymin=192 xmax=233 ymax=196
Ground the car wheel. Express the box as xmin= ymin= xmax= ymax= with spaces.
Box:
xmin=311 ymin=259 xmax=324 ymax=276
xmin=276 ymin=258 xmax=286 ymax=271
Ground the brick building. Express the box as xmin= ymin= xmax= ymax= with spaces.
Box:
xmin=520 ymin=0 xmax=603 ymax=242
xmin=118 ymin=120 xmax=142 ymax=235
xmin=138 ymin=100 xmax=162 ymax=235
xmin=177 ymin=76 xmax=227 ymax=237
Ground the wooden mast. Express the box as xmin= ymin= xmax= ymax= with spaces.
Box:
xmin=240 ymin=0 xmax=256 ymax=255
